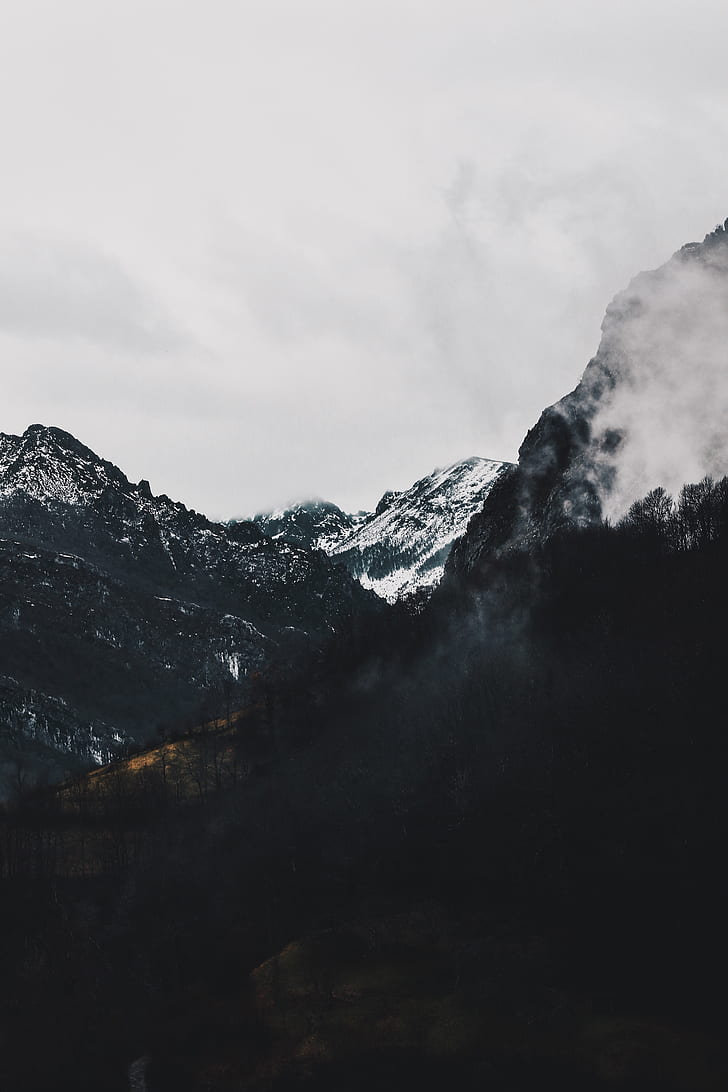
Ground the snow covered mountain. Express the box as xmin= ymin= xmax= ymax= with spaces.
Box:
xmin=254 ymin=457 xmax=511 ymax=602
xmin=0 ymin=425 xmax=375 ymax=786
xmin=253 ymin=499 xmax=368 ymax=553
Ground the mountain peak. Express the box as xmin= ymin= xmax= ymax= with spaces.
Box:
xmin=333 ymin=457 xmax=510 ymax=601
xmin=0 ymin=423 xmax=130 ymax=505
xmin=0 ymin=422 xmax=377 ymax=783
xmin=24 ymin=422 xmax=83 ymax=443
xmin=673 ymin=217 xmax=728 ymax=267
xmin=253 ymin=497 xmax=357 ymax=551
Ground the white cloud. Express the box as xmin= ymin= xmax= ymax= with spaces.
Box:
xmin=591 ymin=236 xmax=728 ymax=520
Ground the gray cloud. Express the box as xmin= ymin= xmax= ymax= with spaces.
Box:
xmin=590 ymin=232 xmax=728 ymax=520
xmin=0 ymin=1 xmax=727 ymax=518
xmin=0 ymin=235 xmax=188 ymax=353
xmin=215 ymin=225 xmax=414 ymax=354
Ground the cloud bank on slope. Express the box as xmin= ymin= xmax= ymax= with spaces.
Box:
xmin=589 ymin=222 xmax=728 ymax=521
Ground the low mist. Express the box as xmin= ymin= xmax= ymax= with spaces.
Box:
xmin=590 ymin=225 xmax=728 ymax=520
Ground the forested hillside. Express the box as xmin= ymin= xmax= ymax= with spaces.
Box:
xmin=2 ymin=474 xmax=726 ymax=1090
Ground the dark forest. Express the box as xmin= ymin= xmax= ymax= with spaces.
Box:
xmin=2 ymin=475 xmax=727 ymax=1090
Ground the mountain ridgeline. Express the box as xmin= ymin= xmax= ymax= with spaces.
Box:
xmin=254 ymin=456 xmax=511 ymax=602
xmin=0 ymin=424 xmax=377 ymax=782
xmin=0 ymin=429 xmax=506 ymax=785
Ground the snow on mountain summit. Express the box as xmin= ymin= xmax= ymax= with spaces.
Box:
xmin=0 ymin=424 xmax=137 ymax=505
xmin=254 ymin=457 xmax=512 ymax=602
xmin=254 ymin=499 xmax=363 ymax=553
xmin=332 ymin=457 xmax=511 ymax=601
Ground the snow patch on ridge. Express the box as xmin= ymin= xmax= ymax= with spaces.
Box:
xmin=256 ymin=457 xmax=511 ymax=603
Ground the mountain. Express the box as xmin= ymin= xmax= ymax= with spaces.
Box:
xmin=254 ymin=457 xmax=511 ymax=602
xmin=449 ymin=218 xmax=728 ymax=583
xmin=253 ymin=499 xmax=368 ymax=553
xmin=329 ymin=458 xmax=511 ymax=601
xmin=0 ymin=425 xmax=375 ymax=786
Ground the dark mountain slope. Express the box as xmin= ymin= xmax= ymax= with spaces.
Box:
xmin=0 ymin=425 xmax=375 ymax=784
xmin=4 ymin=485 xmax=728 ymax=1090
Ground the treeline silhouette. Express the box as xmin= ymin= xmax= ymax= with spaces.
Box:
xmin=1 ymin=476 xmax=727 ymax=1089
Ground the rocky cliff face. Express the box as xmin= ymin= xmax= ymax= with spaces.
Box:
xmin=254 ymin=457 xmax=511 ymax=602
xmin=448 ymin=218 xmax=728 ymax=583
xmin=0 ymin=425 xmax=374 ymax=786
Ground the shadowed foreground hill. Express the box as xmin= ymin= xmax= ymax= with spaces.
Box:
xmin=2 ymin=477 xmax=727 ymax=1089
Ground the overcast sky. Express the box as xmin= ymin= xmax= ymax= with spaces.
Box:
xmin=2 ymin=0 xmax=727 ymax=518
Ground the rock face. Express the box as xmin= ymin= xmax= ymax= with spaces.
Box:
xmin=0 ymin=425 xmax=374 ymax=785
xmin=448 ymin=218 xmax=728 ymax=583
xmin=254 ymin=458 xmax=511 ymax=603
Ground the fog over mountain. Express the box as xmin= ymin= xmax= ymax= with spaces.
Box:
xmin=449 ymin=218 xmax=728 ymax=578
xmin=591 ymin=223 xmax=728 ymax=520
